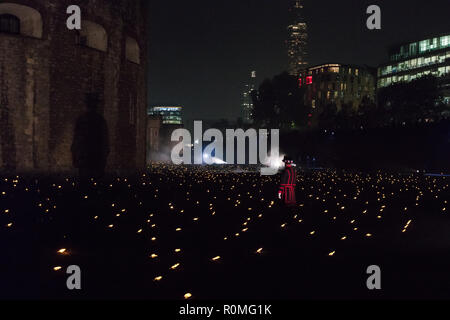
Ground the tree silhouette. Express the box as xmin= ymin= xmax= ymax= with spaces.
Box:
xmin=318 ymin=103 xmax=338 ymax=130
xmin=378 ymin=75 xmax=445 ymax=126
xmin=251 ymin=72 xmax=308 ymax=130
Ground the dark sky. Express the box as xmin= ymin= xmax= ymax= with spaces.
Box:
xmin=147 ymin=0 xmax=450 ymax=124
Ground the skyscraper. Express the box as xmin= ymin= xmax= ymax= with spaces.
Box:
xmin=287 ymin=0 xmax=308 ymax=76
xmin=242 ymin=71 xmax=257 ymax=123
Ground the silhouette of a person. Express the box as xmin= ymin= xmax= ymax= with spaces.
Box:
xmin=71 ymin=93 xmax=109 ymax=180
xmin=278 ymin=155 xmax=297 ymax=207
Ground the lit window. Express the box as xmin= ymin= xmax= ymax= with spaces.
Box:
xmin=441 ymin=36 xmax=449 ymax=47
xmin=430 ymin=38 xmax=438 ymax=50
xmin=329 ymin=67 xmax=339 ymax=73
xmin=419 ymin=40 xmax=428 ymax=53
xmin=306 ymin=76 xmax=312 ymax=85
xmin=409 ymin=43 xmax=417 ymax=55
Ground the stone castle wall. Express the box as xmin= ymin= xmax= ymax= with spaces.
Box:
xmin=0 ymin=0 xmax=148 ymax=172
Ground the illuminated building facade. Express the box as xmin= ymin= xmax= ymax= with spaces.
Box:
xmin=299 ymin=63 xmax=376 ymax=110
xmin=148 ymin=106 xmax=183 ymax=125
xmin=287 ymin=0 xmax=308 ymax=76
xmin=242 ymin=71 xmax=257 ymax=123
xmin=377 ymin=34 xmax=450 ymax=104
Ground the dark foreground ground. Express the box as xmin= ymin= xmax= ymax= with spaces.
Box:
xmin=1 ymin=164 xmax=450 ymax=300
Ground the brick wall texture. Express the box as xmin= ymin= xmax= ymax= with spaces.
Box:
xmin=0 ymin=0 xmax=148 ymax=173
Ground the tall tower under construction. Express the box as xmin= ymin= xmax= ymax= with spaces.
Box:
xmin=287 ymin=0 xmax=308 ymax=76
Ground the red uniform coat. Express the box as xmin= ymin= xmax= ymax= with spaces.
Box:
xmin=278 ymin=165 xmax=297 ymax=207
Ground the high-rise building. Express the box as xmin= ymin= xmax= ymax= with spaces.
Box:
xmin=287 ymin=0 xmax=308 ymax=76
xmin=242 ymin=71 xmax=257 ymax=123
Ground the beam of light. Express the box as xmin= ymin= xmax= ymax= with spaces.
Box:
xmin=262 ymin=153 xmax=285 ymax=171
xmin=203 ymin=153 xmax=227 ymax=165
xmin=212 ymin=157 xmax=227 ymax=164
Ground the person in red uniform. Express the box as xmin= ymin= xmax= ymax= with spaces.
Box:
xmin=278 ymin=155 xmax=297 ymax=207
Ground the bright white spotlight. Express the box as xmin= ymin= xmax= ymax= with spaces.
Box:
xmin=212 ymin=157 xmax=227 ymax=164
xmin=263 ymin=153 xmax=285 ymax=171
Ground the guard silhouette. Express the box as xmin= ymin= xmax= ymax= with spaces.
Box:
xmin=278 ymin=155 xmax=297 ymax=207
xmin=71 ymin=93 xmax=109 ymax=180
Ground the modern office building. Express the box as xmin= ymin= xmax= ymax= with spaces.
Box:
xmin=242 ymin=71 xmax=257 ymax=123
xmin=148 ymin=106 xmax=183 ymax=125
xmin=287 ymin=0 xmax=308 ymax=76
xmin=299 ymin=63 xmax=376 ymax=111
xmin=377 ymin=34 xmax=450 ymax=104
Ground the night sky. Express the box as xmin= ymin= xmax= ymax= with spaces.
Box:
xmin=147 ymin=0 xmax=450 ymax=124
